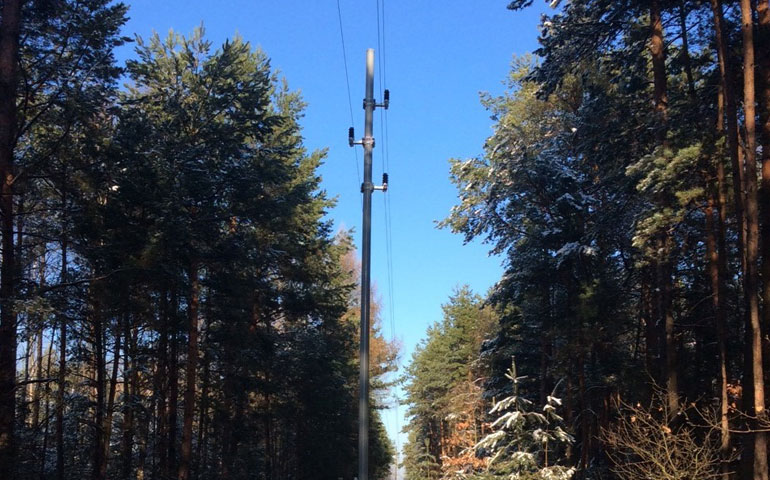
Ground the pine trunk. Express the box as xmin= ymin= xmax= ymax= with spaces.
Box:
xmin=39 ymin=332 xmax=54 ymax=480
xmin=716 ymin=87 xmax=732 ymax=480
xmin=678 ymin=1 xmax=696 ymax=99
xmin=91 ymin=285 xmax=107 ymax=480
xmin=740 ymin=0 xmax=768 ymax=478
xmin=56 ymin=232 xmax=68 ymax=480
xmin=661 ymin=253 xmax=678 ymax=416
xmin=707 ymin=183 xmax=732 ymax=479
xmin=641 ymin=269 xmax=657 ymax=390
xmin=167 ymin=308 xmax=179 ymax=475
xmin=758 ymin=0 xmax=770 ymax=410
xmin=758 ymin=0 xmax=770 ymax=188
xmin=100 ymin=323 xmax=122 ymax=480
xmin=650 ymin=0 xmax=678 ymax=417
xmin=178 ymin=261 xmax=199 ymax=480
xmin=120 ymin=318 xmax=135 ymax=480
xmin=578 ymin=353 xmax=589 ymax=471
xmin=135 ymin=387 xmax=148 ymax=480
xmin=156 ymin=289 xmax=169 ymax=479
xmin=0 ymin=0 xmax=22 ymax=476
xmin=195 ymin=306 xmax=209 ymax=475
xmin=23 ymin=320 xmax=31 ymax=425
xmin=539 ymin=293 xmax=552 ymax=406
xmin=31 ymin=327 xmax=42 ymax=430
xmin=758 ymin=0 xmax=770 ymax=395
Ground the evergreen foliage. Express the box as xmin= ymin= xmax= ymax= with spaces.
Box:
xmin=406 ymin=0 xmax=770 ymax=479
xmin=0 ymin=9 xmax=396 ymax=479
xmin=472 ymin=361 xmax=574 ymax=480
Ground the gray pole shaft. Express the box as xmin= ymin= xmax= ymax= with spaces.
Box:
xmin=359 ymin=47 xmax=375 ymax=480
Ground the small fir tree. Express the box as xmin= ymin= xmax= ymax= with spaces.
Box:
xmin=472 ymin=359 xmax=575 ymax=480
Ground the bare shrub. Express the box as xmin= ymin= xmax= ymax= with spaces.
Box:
xmin=601 ymin=396 xmax=725 ymax=480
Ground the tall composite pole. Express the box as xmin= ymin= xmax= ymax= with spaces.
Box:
xmin=359 ymin=46 xmax=374 ymax=480
xmin=351 ymin=47 xmax=388 ymax=480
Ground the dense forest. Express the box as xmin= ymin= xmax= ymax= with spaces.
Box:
xmin=0 ymin=1 xmax=398 ymax=479
xmin=6 ymin=0 xmax=770 ymax=479
xmin=402 ymin=0 xmax=770 ymax=479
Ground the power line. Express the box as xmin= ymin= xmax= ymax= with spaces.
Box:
xmin=340 ymin=2 xmax=399 ymax=475
xmin=376 ymin=0 xmax=395 ymax=370
xmin=375 ymin=1 xmax=400 ymax=478
xmin=375 ymin=0 xmax=394 ymax=345
xmin=336 ymin=0 xmax=361 ymax=189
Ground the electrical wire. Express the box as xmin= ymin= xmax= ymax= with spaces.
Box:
xmin=338 ymin=1 xmax=400 ymax=474
xmin=336 ymin=0 xmax=362 ymax=191
xmin=376 ymin=1 xmax=401 ymax=477
xmin=375 ymin=0 xmax=394 ymax=352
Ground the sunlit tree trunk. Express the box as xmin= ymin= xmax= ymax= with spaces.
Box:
xmin=740 ymin=0 xmax=768 ymax=477
xmin=758 ymin=0 xmax=770 ymax=393
xmin=650 ymin=0 xmax=678 ymax=418
xmin=715 ymin=86 xmax=732 ymax=480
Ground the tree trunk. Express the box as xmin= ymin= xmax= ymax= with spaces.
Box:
xmin=168 ymin=290 xmax=179 ymax=475
xmin=91 ymin=285 xmax=107 ymax=480
xmin=650 ymin=0 xmax=668 ymax=125
xmin=758 ymin=0 xmax=770 ymax=197
xmin=56 ymin=232 xmax=68 ymax=480
xmin=578 ymin=352 xmax=589 ymax=471
xmin=121 ymin=318 xmax=136 ymax=480
xmin=710 ymin=0 xmax=746 ymax=266
xmin=757 ymin=0 xmax=770 ymax=404
xmin=136 ymin=384 xmax=148 ymax=480
xmin=678 ymin=0 xmax=696 ymax=100
xmin=0 ymin=1 xmax=22 ymax=476
xmin=31 ymin=321 xmax=43 ymax=430
xmin=39 ymin=331 xmax=53 ymax=480
xmin=99 ymin=321 xmax=122 ymax=480
xmin=641 ymin=268 xmax=657 ymax=389
xmin=263 ymin=383 xmax=273 ymax=480
xmin=707 ymin=181 xmax=732 ymax=480
xmin=257 ymin=299 xmax=275 ymax=480
xmin=716 ymin=86 xmax=733 ymax=480
xmin=650 ymin=0 xmax=678 ymax=417
xmin=740 ymin=0 xmax=768 ymax=478
xmin=661 ymin=250 xmax=678 ymax=416
xmin=758 ymin=0 xmax=770 ymax=396
xmin=23 ymin=315 xmax=31 ymax=426
xmin=178 ymin=262 xmax=199 ymax=480
xmin=195 ymin=305 xmax=209 ymax=476
xmin=220 ymin=384 xmax=233 ymax=479
xmin=156 ymin=289 xmax=169 ymax=479
xmin=539 ymin=292 xmax=552 ymax=406
xmin=711 ymin=3 xmax=747 ymax=475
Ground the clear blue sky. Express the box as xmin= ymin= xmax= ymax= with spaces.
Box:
xmin=116 ymin=0 xmax=548 ymax=471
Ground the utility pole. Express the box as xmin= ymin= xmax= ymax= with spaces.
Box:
xmin=349 ymin=47 xmax=388 ymax=480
